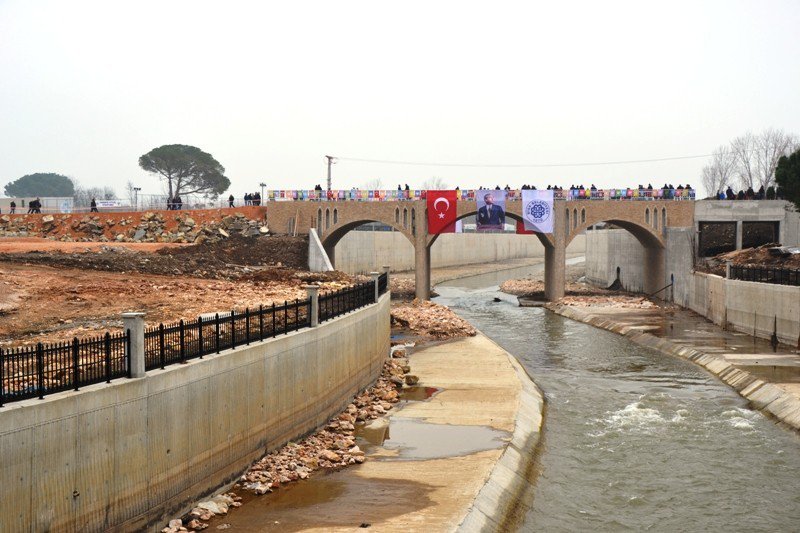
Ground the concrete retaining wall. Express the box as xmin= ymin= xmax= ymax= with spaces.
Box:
xmin=688 ymin=272 xmax=800 ymax=347
xmin=335 ymin=231 xmax=586 ymax=274
xmin=584 ymin=229 xmax=645 ymax=291
xmin=0 ymin=294 xmax=391 ymax=532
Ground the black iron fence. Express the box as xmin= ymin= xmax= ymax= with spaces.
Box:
xmin=0 ymin=331 xmax=129 ymax=406
xmin=319 ymin=281 xmax=375 ymax=323
xmin=143 ymin=299 xmax=311 ymax=370
xmin=729 ymin=265 xmax=800 ymax=286
xmin=377 ymin=272 xmax=388 ymax=294
xmin=1 ymin=276 xmax=390 ymax=406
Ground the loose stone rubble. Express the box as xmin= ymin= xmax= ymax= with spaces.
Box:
xmin=555 ymin=294 xmax=657 ymax=309
xmin=0 ymin=211 xmax=269 ymax=244
xmin=164 ymin=357 xmax=410 ymax=532
xmin=391 ymin=299 xmax=477 ymax=339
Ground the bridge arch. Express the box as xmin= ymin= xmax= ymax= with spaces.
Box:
xmin=319 ymin=218 xmax=415 ymax=268
xmin=426 ymin=209 xmax=555 ymax=249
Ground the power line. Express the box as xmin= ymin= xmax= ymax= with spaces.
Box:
xmin=335 ymin=152 xmax=722 ymax=169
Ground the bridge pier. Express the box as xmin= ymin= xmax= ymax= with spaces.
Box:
xmin=414 ymin=235 xmax=431 ymax=300
xmin=643 ymin=245 xmax=665 ymax=296
xmin=544 ymin=244 xmax=566 ymax=301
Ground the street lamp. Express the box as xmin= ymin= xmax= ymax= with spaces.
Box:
xmin=133 ymin=187 xmax=141 ymax=211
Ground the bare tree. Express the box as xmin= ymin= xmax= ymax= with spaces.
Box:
xmin=125 ymin=180 xmax=137 ymax=207
xmin=730 ymin=129 xmax=798 ymax=191
xmin=422 ymin=176 xmax=448 ymax=189
xmin=755 ymin=128 xmax=798 ymax=190
xmin=74 ymin=185 xmax=116 ymax=207
xmin=362 ymin=178 xmax=384 ymax=189
xmin=730 ymin=132 xmax=757 ymax=189
xmin=701 ymin=146 xmax=737 ymax=197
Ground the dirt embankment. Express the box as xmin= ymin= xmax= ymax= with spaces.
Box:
xmin=0 ymin=206 xmax=267 ymax=243
xmin=0 ymin=262 xmax=352 ymax=347
xmin=697 ymin=244 xmax=800 ymax=277
xmin=390 ymin=300 xmax=476 ymax=339
xmin=0 ymin=234 xmax=309 ymax=280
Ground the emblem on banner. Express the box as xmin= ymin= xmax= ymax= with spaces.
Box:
xmin=525 ymin=199 xmax=551 ymax=224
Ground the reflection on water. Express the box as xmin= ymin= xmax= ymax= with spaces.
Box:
xmin=436 ymin=275 xmax=800 ymax=532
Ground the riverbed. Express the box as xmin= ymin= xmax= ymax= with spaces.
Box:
xmin=436 ymin=265 xmax=800 ymax=532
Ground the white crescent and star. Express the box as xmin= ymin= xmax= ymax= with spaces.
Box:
xmin=433 ymin=197 xmax=450 ymax=212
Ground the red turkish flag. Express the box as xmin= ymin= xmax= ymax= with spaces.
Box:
xmin=427 ymin=190 xmax=458 ymax=234
xmin=516 ymin=220 xmax=535 ymax=234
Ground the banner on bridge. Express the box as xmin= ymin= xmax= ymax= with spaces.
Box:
xmin=521 ymin=189 xmax=554 ymax=234
xmin=427 ymin=190 xmax=458 ymax=234
xmin=475 ymin=189 xmax=506 ymax=232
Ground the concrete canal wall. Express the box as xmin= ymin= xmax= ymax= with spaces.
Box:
xmin=0 ymin=294 xmax=390 ymax=532
xmin=335 ymin=231 xmax=586 ymax=274
xmin=687 ymin=272 xmax=800 ymax=348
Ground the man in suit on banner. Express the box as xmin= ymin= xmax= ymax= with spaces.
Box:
xmin=477 ymin=191 xmax=505 ymax=231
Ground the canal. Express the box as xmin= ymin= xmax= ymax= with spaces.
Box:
xmin=435 ymin=264 xmax=800 ymax=532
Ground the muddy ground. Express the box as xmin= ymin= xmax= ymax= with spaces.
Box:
xmin=0 ymin=234 xmax=308 ymax=280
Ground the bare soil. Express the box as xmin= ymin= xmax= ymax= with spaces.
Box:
xmin=697 ymin=244 xmax=800 ymax=277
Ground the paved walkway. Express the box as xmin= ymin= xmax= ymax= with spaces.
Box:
xmin=212 ymin=334 xmax=543 ymax=532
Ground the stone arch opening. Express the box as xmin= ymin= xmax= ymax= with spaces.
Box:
xmin=581 ymin=208 xmax=586 ymax=224
xmin=565 ymin=208 xmax=570 ymax=235
xmin=427 ymin=210 xmax=553 ymax=250
xmin=661 ymin=208 xmax=666 ymax=229
xmin=325 ymin=208 xmax=330 ymax=229
xmin=645 ymin=208 xmax=650 ymax=225
xmin=573 ymin=208 xmax=578 ymax=229
xmin=333 ymin=208 xmax=338 ymax=224
xmin=317 ymin=208 xmax=322 ymax=231
xmin=395 ymin=207 xmax=400 ymax=224
xmin=403 ymin=208 xmax=408 ymax=229
xmin=320 ymin=219 xmax=414 ymax=270
xmin=568 ymin=217 xmax=665 ymax=296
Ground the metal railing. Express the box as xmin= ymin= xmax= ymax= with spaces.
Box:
xmin=319 ymin=281 xmax=376 ymax=323
xmin=143 ymin=300 xmax=311 ymax=370
xmin=728 ymin=265 xmax=800 ymax=286
xmin=1 ymin=276 xmax=390 ymax=406
xmin=263 ymin=188 xmax=696 ymax=202
xmin=0 ymin=331 xmax=130 ymax=406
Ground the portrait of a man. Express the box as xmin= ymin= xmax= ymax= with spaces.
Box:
xmin=476 ymin=191 xmax=506 ymax=231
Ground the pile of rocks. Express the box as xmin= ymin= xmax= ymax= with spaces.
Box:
xmin=391 ymin=299 xmax=477 ymax=339
xmin=169 ymin=357 xmax=411 ymax=531
xmin=0 ymin=215 xmax=35 ymax=236
xmin=0 ymin=212 xmax=269 ymax=244
xmin=556 ymin=295 xmax=657 ymax=309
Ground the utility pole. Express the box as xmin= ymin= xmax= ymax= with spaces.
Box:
xmin=259 ymin=182 xmax=266 ymax=200
xmin=133 ymin=187 xmax=141 ymax=211
xmin=325 ymin=155 xmax=336 ymax=191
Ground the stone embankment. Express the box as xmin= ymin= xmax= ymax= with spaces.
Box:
xmin=0 ymin=206 xmax=267 ymax=243
xmin=548 ymin=303 xmax=800 ymax=432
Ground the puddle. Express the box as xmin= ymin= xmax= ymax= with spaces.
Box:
xmin=399 ymin=386 xmax=441 ymax=401
xmin=357 ymin=417 xmax=508 ymax=460
xmin=208 ymin=469 xmax=435 ymax=532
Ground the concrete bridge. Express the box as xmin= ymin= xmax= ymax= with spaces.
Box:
xmin=266 ymin=198 xmax=695 ymax=300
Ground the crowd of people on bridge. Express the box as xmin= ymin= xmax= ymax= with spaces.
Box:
xmin=717 ymin=185 xmax=783 ymax=201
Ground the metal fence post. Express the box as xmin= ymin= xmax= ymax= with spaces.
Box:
xmin=259 ymin=304 xmax=264 ymax=340
xmin=245 ymin=308 xmax=251 ymax=345
xmin=36 ymin=343 xmax=45 ymax=399
xmin=304 ymin=285 xmax=320 ymax=327
xmin=122 ymin=312 xmax=146 ymax=378
xmin=159 ymin=323 xmax=166 ymax=369
xmin=72 ymin=337 xmax=80 ymax=389
xmin=272 ymin=303 xmax=276 ymax=337
xmin=104 ymin=332 xmax=112 ymax=383
xmin=230 ymin=310 xmax=236 ymax=349
xmin=198 ymin=317 xmax=204 ymax=358
xmin=0 ymin=348 xmax=4 ymax=407
xmin=370 ymin=271 xmax=380 ymax=303
xmin=215 ymin=313 xmax=221 ymax=354
xmin=179 ymin=320 xmax=185 ymax=361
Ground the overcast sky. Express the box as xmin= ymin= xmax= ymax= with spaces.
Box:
xmin=1 ymin=0 xmax=798 ymax=198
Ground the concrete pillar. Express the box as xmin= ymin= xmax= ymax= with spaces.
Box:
xmin=735 ymin=220 xmax=743 ymax=250
xmin=643 ymin=245 xmax=665 ymax=295
xmin=544 ymin=244 xmax=566 ymax=301
xmin=382 ymin=265 xmax=390 ymax=288
xmin=414 ymin=209 xmax=431 ymax=300
xmin=304 ymin=284 xmax=320 ymax=327
xmin=121 ymin=312 xmax=145 ymax=378
xmin=725 ymin=260 xmax=732 ymax=279
xmin=370 ymin=272 xmax=380 ymax=302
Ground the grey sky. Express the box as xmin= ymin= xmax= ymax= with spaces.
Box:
xmin=1 ymin=0 xmax=798 ymax=198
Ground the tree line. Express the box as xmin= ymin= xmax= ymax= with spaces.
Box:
xmin=2 ymin=144 xmax=230 ymax=206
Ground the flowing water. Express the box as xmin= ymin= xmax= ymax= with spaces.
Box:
xmin=436 ymin=266 xmax=800 ymax=532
